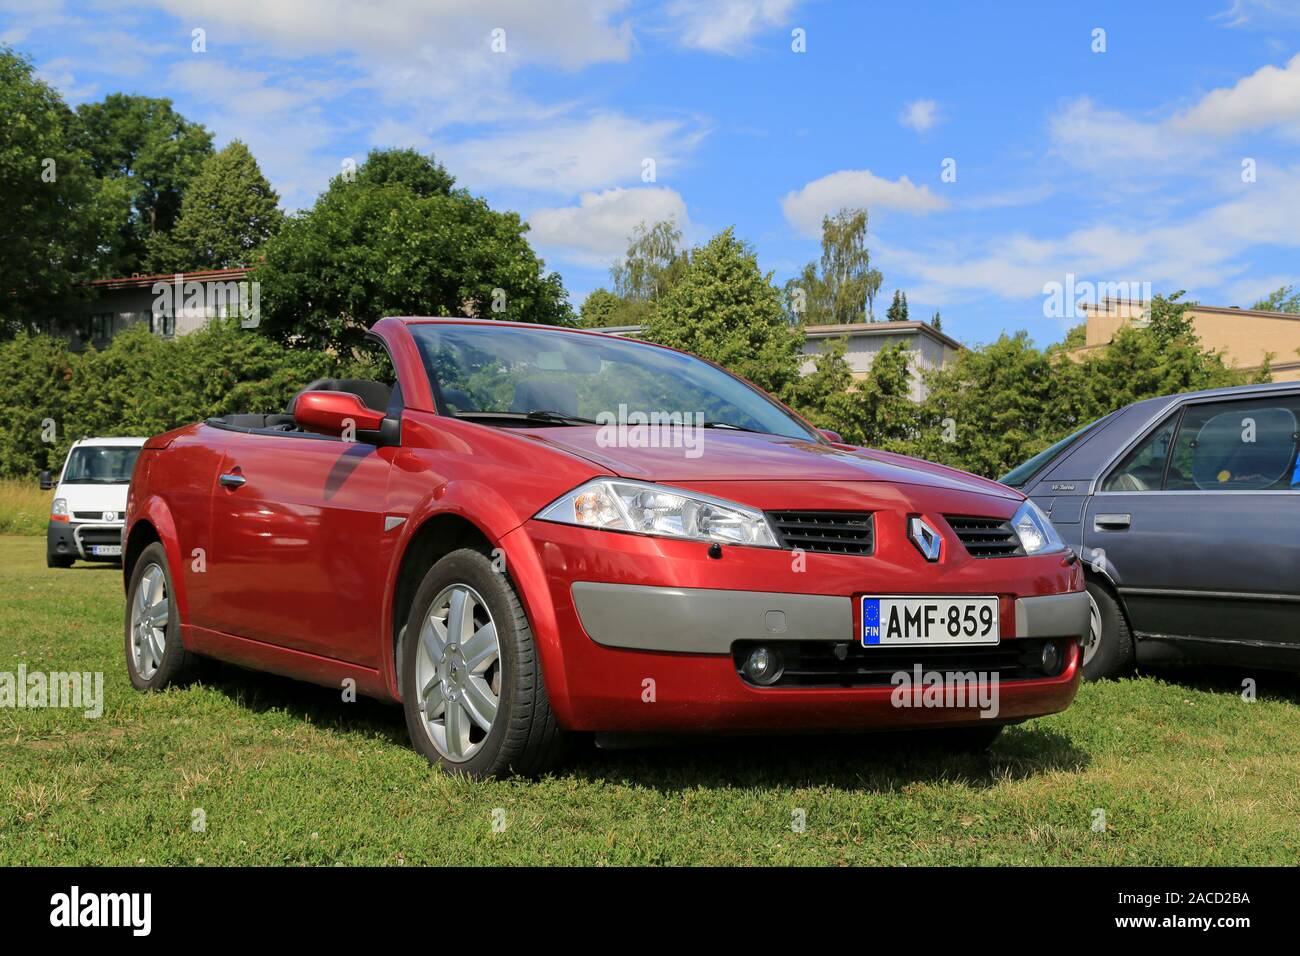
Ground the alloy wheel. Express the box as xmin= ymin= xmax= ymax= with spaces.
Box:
xmin=414 ymin=583 xmax=502 ymax=762
xmin=131 ymin=564 xmax=169 ymax=680
xmin=1083 ymin=591 xmax=1102 ymax=667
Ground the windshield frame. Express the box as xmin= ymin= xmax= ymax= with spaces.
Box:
xmin=407 ymin=321 xmax=825 ymax=444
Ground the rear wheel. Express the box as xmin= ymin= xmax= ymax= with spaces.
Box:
xmin=125 ymin=543 xmax=201 ymax=690
xmin=1082 ymin=580 xmax=1134 ymax=681
xmin=401 ymin=548 xmax=566 ymax=779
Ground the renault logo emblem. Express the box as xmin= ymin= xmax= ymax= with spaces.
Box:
xmin=102 ymin=511 xmax=117 ymax=522
xmin=908 ymin=516 xmax=942 ymax=562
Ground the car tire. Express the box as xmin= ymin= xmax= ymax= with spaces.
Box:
xmin=47 ymin=551 xmax=74 ymax=569
xmin=125 ymin=542 xmax=201 ymax=691
xmin=1082 ymin=580 xmax=1133 ymax=681
xmin=401 ymin=547 xmax=567 ymax=779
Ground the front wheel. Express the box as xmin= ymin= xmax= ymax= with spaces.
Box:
xmin=400 ymin=548 xmax=567 ymax=779
xmin=1082 ymin=580 xmax=1134 ymax=681
xmin=125 ymin=542 xmax=201 ymax=690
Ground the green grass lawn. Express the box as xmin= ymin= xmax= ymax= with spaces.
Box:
xmin=2 ymin=532 xmax=1298 ymax=866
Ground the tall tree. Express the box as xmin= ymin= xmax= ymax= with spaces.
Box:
xmin=784 ymin=208 xmax=883 ymax=325
xmin=73 ymin=93 xmax=213 ymax=274
xmin=149 ymin=140 xmax=283 ymax=271
xmin=0 ymin=46 xmax=118 ymax=335
xmin=644 ymin=228 xmax=804 ymax=399
xmin=885 ymin=289 xmax=909 ymax=323
xmin=611 ymin=219 xmax=687 ymax=302
xmin=930 ymin=310 xmax=942 ymax=331
xmin=254 ymin=149 xmax=571 ymax=352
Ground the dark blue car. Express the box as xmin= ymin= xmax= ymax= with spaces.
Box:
xmin=1001 ymin=382 xmax=1300 ymax=680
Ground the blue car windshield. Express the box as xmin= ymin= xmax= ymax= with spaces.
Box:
xmin=999 ymin=421 xmax=1099 ymax=488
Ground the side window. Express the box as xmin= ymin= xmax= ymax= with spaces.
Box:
xmin=1102 ymin=415 xmax=1177 ymax=492
xmin=1165 ymin=397 xmax=1300 ymax=491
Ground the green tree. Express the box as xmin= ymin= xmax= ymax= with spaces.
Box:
xmin=577 ymin=288 xmax=627 ymax=328
xmin=254 ymin=149 xmax=572 ymax=352
xmin=611 ymin=219 xmax=687 ymax=302
xmin=1250 ymin=284 xmax=1300 ymax=313
xmin=0 ymin=47 xmax=117 ymax=335
xmin=790 ymin=338 xmax=918 ymax=448
xmin=73 ymin=93 xmax=214 ymax=274
xmin=148 ymin=141 xmax=283 ymax=271
xmin=930 ymin=310 xmax=942 ymax=331
xmin=885 ymin=289 xmax=909 ymax=323
xmin=0 ymin=331 xmax=75 ymax=475
xmin=784 ymin=208 xmax=882 ymax=325
xmin=644 ymin=228 xmax=804 ymax=398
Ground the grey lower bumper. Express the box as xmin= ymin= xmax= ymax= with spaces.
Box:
xmin=1014 ymin=591 xmax=1090 ymax=642
xmin=572 ymin=582 xmax=1090 ymax=654
xmin=572 ymin=583 xmax=850 ymax=654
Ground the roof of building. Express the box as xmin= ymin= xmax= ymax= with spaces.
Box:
xmin=1082 ymin=297 xmax=1300 ymax=323
xmin=802 ymin=320 xmax=964 ymax=351
xmin=85 ymin=267 xmax=253 ymax=292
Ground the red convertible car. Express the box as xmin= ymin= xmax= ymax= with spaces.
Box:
xmin=123 ymin=317 xmax=1088 ymax=777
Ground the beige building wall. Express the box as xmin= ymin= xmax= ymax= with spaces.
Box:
xmin=1071 ymin=298 xmax=1300 ymax=383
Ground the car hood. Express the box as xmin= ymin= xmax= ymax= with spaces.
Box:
xmin=522 ymin=426 xmax=1020 ymax=500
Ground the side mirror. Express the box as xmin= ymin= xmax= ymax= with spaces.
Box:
xmin=38 ymin=470 xmax=53 ymax=490
xmin=294 ymin=391 xmax=386 ymax=438
xmin=819 ymin=429 xmax=844 ymax=444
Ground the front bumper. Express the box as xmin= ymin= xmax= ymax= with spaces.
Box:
xmin=571 ymin=583 xmax=1089 ymax=653
xmin=502 ymin=518 xmax=1086 ymax=734
xmin=47 ymin=520 xmax=125 ymax=561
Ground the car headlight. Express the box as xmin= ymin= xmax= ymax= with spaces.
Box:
xmin=536 ymin=479 xmax=779 ymax=548
xmin=1011 ymin=499 xmax=1065 ymax=555
xmin=51 ymin=497 xmax=68 ymax=518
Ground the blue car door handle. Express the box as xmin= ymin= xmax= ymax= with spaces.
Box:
xmin=1094 ymin=512 xmax=1130 ymax=530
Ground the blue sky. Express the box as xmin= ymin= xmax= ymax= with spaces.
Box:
xmin=5 ymin=0 xmax=1300 ymax=346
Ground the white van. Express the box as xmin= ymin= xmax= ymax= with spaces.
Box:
xmin=41 ymin=437 xmax=147 ymax=568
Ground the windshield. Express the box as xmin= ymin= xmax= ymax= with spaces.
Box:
xmin=999 ymin=421 xmax=1099 ymax=488
xmin=409 ymin=324 xmax=819 ymax=441
xmin=62 ymin=445 xmax=141 ymax=484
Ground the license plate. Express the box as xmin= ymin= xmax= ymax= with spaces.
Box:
xmin=861 ymin=596 xmax=999 ymax=647
xmin=91 ymin=545 xmax=122 ymax=557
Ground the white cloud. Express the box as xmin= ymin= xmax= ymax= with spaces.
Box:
xmin=882 ymin=165 xmax=1300 ymax=306
xmin=152 ymin=0 xmax=633 ymax=69
xmin=529 ymin=187 xmax=689 ymax=264
xmin=780 ymin=169 xmax=947 ymax=237
xmin=665 ymin=0 xmax=800 ymax=53
xmin=1212 ymin=0 xmax=1300 ymax=28
xmin=899 ymin=99 xmax=939 ymax=132
xmin=438 ymin=112 xmax=707 ymax=194
xmin=1173 ymin=53 xmax=1300 ymax=136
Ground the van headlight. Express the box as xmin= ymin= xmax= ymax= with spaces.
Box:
xmin=51 ymin=497 xmax=69 ymax=520
xmin=536 ymin=479 xmax=779 ymax=548
xmin=1011 ymin=499 xmax=1066 ymax=555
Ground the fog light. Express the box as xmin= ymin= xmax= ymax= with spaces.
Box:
xmin=1041 ymin=640 xmax=1061 ymax=675
xmin=742 ymin=646 xmax=784 ymax=685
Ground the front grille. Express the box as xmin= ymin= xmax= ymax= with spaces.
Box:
xmin=74 ymin=511 xmax=121 ymax=520
xmin=767 ymin=511 xmax=874 ymax=555
xmin=733 ymin=639 xmax=1063 ymax=688
xmin=77 ymin=527 xmax=122 ymax=548
xmin=944 ymin=515 xmax=1024 ymax=558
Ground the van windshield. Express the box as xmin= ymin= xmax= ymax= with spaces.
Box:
xmin=62 ymin=446 xmax=141 ymax=484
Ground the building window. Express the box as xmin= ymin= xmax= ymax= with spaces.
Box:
xmin=88 ymin=313 xmax=113 ymax=342
xmin=151 ymin=311 xmax=176 ymax=338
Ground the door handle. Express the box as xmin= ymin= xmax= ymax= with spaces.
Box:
xmin=219 ymin=472 xmax=246 ymax=488
xmin=1094 ymin=512 xmax=1130 ymax=530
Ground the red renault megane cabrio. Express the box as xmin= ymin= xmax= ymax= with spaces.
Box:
xmin=123 ymin=317 xmax=1087 ymax=777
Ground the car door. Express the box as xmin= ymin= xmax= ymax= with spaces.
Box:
xmin=204 ymin=427 xmax=396 ymax=668
xmin=1085 ymin=391 xmax=1300 ymax=649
